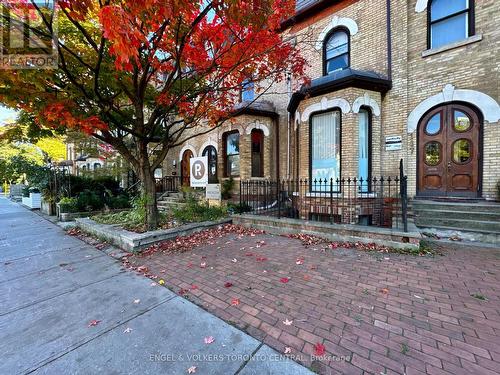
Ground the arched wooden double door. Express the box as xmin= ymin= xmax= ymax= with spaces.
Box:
xmin=181 ymin=150 xmax=193 ymax=187
xmin=418 ymin=103 xmax=481 ymax=197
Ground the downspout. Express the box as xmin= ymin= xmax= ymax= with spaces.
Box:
xmin=386 ymin=0 xmax=392 ymax=81
xmin=286 ymin=72 xmax=292 ymax=178
xmin=275 ymin=115 xmax=280 ymax=182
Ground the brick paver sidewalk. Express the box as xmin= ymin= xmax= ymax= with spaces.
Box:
xmin=125 ymin=227 xmax=500 ymax=375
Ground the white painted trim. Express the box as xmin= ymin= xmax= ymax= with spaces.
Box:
xmin=352 ymin=93 xmax=381 ymax=116
xmin=301 ymin=97 xmax=350 ymax=122
xmin=178 ymin=144 xmax=197 ymax=161
xmin=199 ymin=139 xmax=218 ymax=155
xmin=315 ymin=16 xmax=359 ymax=50
xmin=245 ymin=121 xmax=270 ymax=136
xmin=415 ymin=0 xmax=428 ymax=12
xmin=407 ymin=84 xmax=500 ymax=133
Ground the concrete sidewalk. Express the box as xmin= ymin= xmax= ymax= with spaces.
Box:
xmin=0 ymin=197 xmax=312 ymax=375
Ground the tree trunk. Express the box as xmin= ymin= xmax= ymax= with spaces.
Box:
xmin=137 ymin=153 xmax=159 ymax=231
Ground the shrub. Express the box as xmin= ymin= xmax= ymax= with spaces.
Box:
xmin=58 ymin=197 xmax=78 ymax=213
xmin=227 ymin=202 xmax=252 ymax=214
xmin=221 ymin=177 xmax=235 ymax=200
xmin=76 ymin=189 xmax=105 ymax=211
xmin=173 ymin=197 xmax=227 ymax=223
xmin=108 ymin=194 xmax=131 ymax=209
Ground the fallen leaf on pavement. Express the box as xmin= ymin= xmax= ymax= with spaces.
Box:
xmin=231 ymin=298 xmax=240 ymax=306
xmin=187 ymin=366 xmax=197 ymax=374
xmin=200 ymin=262 xmax=207 ymax=268
xmin=158 ymin=279 xmax=165 ymax=285
xmin=295 ymin=258 xmax=304 ymax=265
xmin=190 ymin=284 xmax=198 ymax=290
xmin=224 ymin=282 xmax=233 ymax=288
xmin=284 ymin=347 xmax=292 ymax=354
xmin=133 ymin=299 xmax=141 ymax=304
xmin=88 ymin=320 xmax=101 ymax=327
xmin=303 ymin=275 xmax=311 ymax=281
xmin=123 ymin=327 xmax=132 ymax=333
xmin=283 ymin=318 xmax=293 ymax=326
xmin=232 ymin=258 xmax=238 ymax=263
xmin=314 ymin=343 xmax=326 ymax=356
xmin=204 ymin=336 xmax=215 ymax=344
xmin=380 ymin=288 xmax=389 ymax=295
xmin=280 ymin=277 xmax=290 ymax=283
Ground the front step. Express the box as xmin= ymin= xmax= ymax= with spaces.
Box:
xmin=412 ymin=199 xmax=500 ymax=245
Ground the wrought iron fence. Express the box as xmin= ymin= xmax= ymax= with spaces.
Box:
xmin=155 ymin=175 xmax=182 ymax=193
xmin=239 ymin=161 xmax=408 ymax=231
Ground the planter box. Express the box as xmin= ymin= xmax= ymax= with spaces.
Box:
xmin=75 ymin=217 xmax=232 ymax=253
xmin=57 ymin=206 xmax=130 ymax=222
xmin=41 ymin=199 xmax=56 ymax=216
xmin=21 ymin=193 xmax=41 ymax=209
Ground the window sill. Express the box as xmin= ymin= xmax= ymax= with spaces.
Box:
xmin=422 ymin=34 xmax=483 ymax=58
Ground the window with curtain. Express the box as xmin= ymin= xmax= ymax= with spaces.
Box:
xmin=251 ymin=129 xmax=264 ymax=177
xmin=311 ymin=111 xmax=341 ymax=191
xmin=224 ymin=132 xmax=240 ymax=177
xmin=358 ymin=109 xmax=371 ymax=192
xmin=202 ymin=146 xmax=218 ymax=183
xmin=324 ymin=29 xmax=349 ymax=74
xmin=429 ymin=0 xmax=471 ymax=49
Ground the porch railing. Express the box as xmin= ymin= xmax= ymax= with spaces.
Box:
xmin=155 ymin=175 xmax=182 ymax=193
xmin=239 ymin=161 xmax=408 ymax=232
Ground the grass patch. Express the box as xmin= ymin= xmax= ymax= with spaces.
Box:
xmin=172 ymin=197 xmax=228 ymax=224
xmin=401 ymin=343 xmax=409 ymax=355
xmin=471 ymin=293 xmax=488 ymax=301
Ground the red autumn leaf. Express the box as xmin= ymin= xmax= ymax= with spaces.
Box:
xmin=179 ymin=288 xmax=189 ymax=296
xmin=224 ymin=282 xmax=233 ymax=288
xmin=314 ymin=342 xmax=326 ymax=356
xmin=280 ymin=277 xmax=290 ymax=284
xmin=256 ymin=256 xmax=268 ymax=262
xmin=190 ymin=285 xmax=198 ymax=290
xmin=380 ymin=288 xmax=389 ymax=295
xmin=245 ymin=252 xmax=254 ymax=257
xmin=303 ymin=274 xmax=311 ymax=281
xmin=88 ymin=319 xmax=101 ymax=327
xmin=231 ymin=298 xmax=240 ymax=306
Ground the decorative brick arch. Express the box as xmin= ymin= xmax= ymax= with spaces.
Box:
xmin=352 ymin=93 xmax=381 ymax=117
xmin=245 ymin=121 xmax=270 ymax=136
xmin=315 ymin=16 xmax=359 ymax=50
xmin=408 ymin=84 xmax=500 ymax=133
xmin=301 ymin=97 xmax=350 ymax=122
xmin=199 ymin=139 xmax=218 ymax=155
xmin=178 ymin=144 xmax=197 ymax=161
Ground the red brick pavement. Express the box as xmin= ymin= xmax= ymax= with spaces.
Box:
xmin=125 ymin=229 xmax=500 ymax=375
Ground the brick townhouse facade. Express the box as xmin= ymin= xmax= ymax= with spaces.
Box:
xmin=162 ymin=0 xmax=500 ymax=201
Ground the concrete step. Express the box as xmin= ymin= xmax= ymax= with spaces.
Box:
xmin=414 ymin=217 xmax=500 ymax=234
xmin=413 ymin=200 xmax=500 ymax=214
xmin=414 ymin=209 xmax=500 ymax=222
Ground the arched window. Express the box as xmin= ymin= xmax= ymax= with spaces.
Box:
xmin=251 ymin=129 xmax=264 ymax=177
xmin=224 ymin=131 xmax=240 ymax=177
xmin=202 ymin=146 xmax=218 ymax=183
xmin=324 ymin=29 xmax=349 ymax=75
xmin=429 ymin=0 xmax=473 ymax=49
xmin=93 ymin=162 xmax=101 ymax=169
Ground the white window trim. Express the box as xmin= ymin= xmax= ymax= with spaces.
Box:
xmin=245 ymin=121 xmax=270 ymax=136
xmin=407 ymin=84 xmax=500 ymax=133
xmin=352 ymin=93 xmax=381 ymax=117
xmin=315 ymin=16 xmax=358 ymax=50
xmin=422 ymin=34 xmax=482 ymax=57
xmin=178 ymin=144 xmax=197 ymax=161
xmin=301 ymin=97 xmax=350 ymax=122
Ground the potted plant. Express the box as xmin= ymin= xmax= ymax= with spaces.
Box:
xmin=57 ymin=197 xmax=78 ymax=221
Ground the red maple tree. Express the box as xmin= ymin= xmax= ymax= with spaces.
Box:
xmin=0 ymin=0 xmax=307 ymax=229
